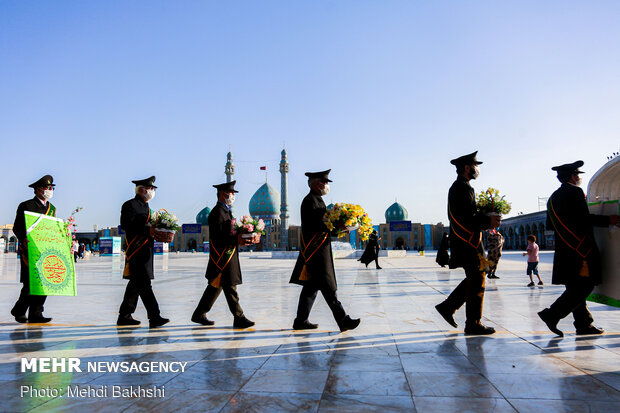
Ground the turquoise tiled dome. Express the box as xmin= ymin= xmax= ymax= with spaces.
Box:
xmin=249 ymin=183 xmax=280 ymax=217
xmin=196 ymin=206 xmax=211 ymax=225
xmin=327 ymin=203 xmax=334 ymax=210
xmin=385 ymin=202 xmax=408 ymax=223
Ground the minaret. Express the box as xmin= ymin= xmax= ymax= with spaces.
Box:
xmin=279 ymin=148 xmax=289 ymax=250
xmin=225 ymin=151 xmax=235 ymax=183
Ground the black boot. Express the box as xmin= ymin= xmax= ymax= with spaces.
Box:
xmin=576 ymin=325 xmax=604 ymax=335
xmin=149 ymin=316 xmax=170 ymax=328
xmin=233 ymin=316 xmax=255 ymax=329
xmin=464 ymin=321 xmax=495 ymax=335
xmin=191 ymin=313 xmax=215 ymax=326
xmin=435 ymin=302 xmax=457 ymax=328
xmin=27 ymin=316 xmax=52 ymax=324
xmin=10 ymin=309 xmax=27 ymax=324
xmin=293 ymin=319 xmax=318 ymax=330
xmin=538 ymin=309 xmax=563 ymax=337
xmin=117 ymin=314 xmax=141 ymax=326
xmin=338 ymin=315 xmax=360 ymax=332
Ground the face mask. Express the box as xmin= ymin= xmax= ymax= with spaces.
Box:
xmin=469 ymin=165 xmax=480 ymax=180
xmin=143 ymin=189 xmax=155 ymax=201
xmin=575 ymin=176 xmax=582 ymax=187
xmin=225 ymin=193 xmax=235 ymax=205
xmin=320 ymin=184 xmax=330 ymax=196
xmin=42 ymin=189 xmax=54 ymax=200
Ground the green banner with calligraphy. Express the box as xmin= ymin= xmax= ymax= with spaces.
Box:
xmin=25 ymin=211 xmax=76 ymax=296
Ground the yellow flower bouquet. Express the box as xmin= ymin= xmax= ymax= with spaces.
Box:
xmin=323 ymin=203 xmax=373 ymax=241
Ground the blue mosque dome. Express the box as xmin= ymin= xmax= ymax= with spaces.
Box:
xmin=249 ymin=183 xmax=280 ymax=217
xmin=385 ymin=202 xmax=408 ymax=223
xmin=327 ymin=203 xmax=334 ymax=210
xmin=196 ymin=206 xmax=211 ymax=225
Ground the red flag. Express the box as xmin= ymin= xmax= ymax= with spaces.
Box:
xmin=260 ymin=166 xmax=266 ymax=170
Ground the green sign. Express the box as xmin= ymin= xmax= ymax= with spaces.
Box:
xmin=25 ymin=212 xmax=76 ymax=296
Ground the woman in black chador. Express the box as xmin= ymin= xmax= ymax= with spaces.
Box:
xmin=358 ymin=230 xmax=381 ymax=269
xmin=436 ymin=232 xmax=450 ymax=267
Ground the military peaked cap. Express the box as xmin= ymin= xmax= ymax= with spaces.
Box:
xmin=450 ymin=151 xmax=483 ymax=167
xmin=304 ymin=169 xmax=332 ymax=182
xmin=29 ymin=175 xmax=55 ymax=188
xmin=213 ymin=180 xmax=239 ymax=193
xmin=551 ymin=160 xmax=584 ymax=174
xmin=131 ymin=176 xmax=157 ymax=188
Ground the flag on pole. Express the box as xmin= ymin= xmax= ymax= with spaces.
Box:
xmin=260 ymin=166 xmax=266 ymax=170
xmin=25 ymin=211 xmax=77 ymax=296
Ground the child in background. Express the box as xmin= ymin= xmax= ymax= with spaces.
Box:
xmin=523 ymin=235 xmax=543 ymax=287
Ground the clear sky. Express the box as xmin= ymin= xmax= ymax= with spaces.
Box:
xmin=1 ymin=1 xmax=619 ymax=231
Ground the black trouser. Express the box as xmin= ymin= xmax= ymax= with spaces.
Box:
xmin=12 ymin=281 xmax=47 ymax=319
xmin=193 ymin=284 xmax=244 ymax=318
xmin=119 ymin=275 xmax=161 ymax=320
xmin=442 ymin=265 xmax=485 ymax=325
xmin=296 ymin=284 xmax=346 ymax=323
xmin=546 ymin=277 xmax=595 ymax=329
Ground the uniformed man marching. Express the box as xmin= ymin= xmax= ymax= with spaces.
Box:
xmin=10 ymin=175 xmax=57 ymax=323
xmin=290 ymin=170 xmax=360 ymax=332
xmin=435 ymin=152 xmax=500 ymax=335
xmin=117 ymin=176 xmax=170 ymax=328
xmin=191 ymin=181 xmax=256 ymax=328
xmin=538 ymin=161 xmax=620 ymax=336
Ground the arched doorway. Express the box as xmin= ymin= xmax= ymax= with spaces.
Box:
xmin=394 ymin=237 xmax=405 ymax=250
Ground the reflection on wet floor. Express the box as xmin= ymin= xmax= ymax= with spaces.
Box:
xmin=0 ymin=252 xmax=618 ymax=412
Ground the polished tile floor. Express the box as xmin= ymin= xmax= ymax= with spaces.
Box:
xmin=0 ymin=251 xmax=618 ymax=412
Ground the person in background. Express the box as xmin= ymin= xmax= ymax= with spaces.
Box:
xmin=486 ymin=228 xmax=504 ymax=279
xmin=358 ymin=230 xmax=381 ymax=269
xmin=523 ymin=235 xmax=543 ymax=287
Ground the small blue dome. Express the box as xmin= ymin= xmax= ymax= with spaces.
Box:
xmin=196 ymin=206 xmax=211 ymax=225
xmin=385 ymin=202 xmax=408 ymax=223
xmin=326 ymin=203 xmax=334 ymax=210
xmin=249 ymin=183 xmax=280 ymax=217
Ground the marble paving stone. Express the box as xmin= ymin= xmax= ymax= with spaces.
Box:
xmin=219 ymin=391 xmax=321 ymax=413
xmin=486 ymin=372 xmax=620 ymax=401
xmin=507 ymin=398 xmax=620 ymax=413
xmin=163 ymin=364 xmax=256 ymax=391
xmin=242 ymin=369 xmax=329 ymax=394
xmin=124 ymin=389 xmax=234 ymax=413
xmin=413 ymin=396 xmax=517 ymax=413
xmin=406 ymin=372 xmax=503 ymax=398
xmin=400 ymin=353 xmax=480 ymax=374
xmin=318 ymin=394 xmax=415 ymax=412
xmin=324 ymin=370 xmax=410 ymax=396
xmin=330 ymin=353 xmax=404 ymax=372
xmin=261 ymin=352 xmax=334 ymax=371
xmin=468 ymin=355 xmax=584 ymax=376
xmin=29 ymin=396 xmax=137 ymax=413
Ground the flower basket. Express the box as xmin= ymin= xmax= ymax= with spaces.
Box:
xmin=476 ymin=188 xmax=512 ymax=216
xmin=154 ymin=229 xmax=175 ymax=243
xmin=231 ymin=216 xmax=265 ymax=244
xmin=324 ymin=203 xmax=373 ymax=241
xmin=150 ymin=209 xmax=180 ymax=243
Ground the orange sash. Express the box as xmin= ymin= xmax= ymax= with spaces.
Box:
xmin=209 ymin=243 xmax=236 ymax=288
xmin=298 ymin=232 xmax=329 ymax=281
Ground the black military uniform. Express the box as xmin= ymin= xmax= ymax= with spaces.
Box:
xmin=192 ymin=181 xmax=254 ymax=328
xmin=290 ymin=170 xmax=360 ymax=332
xmin=538 ymin=161 xmax=616 ymax=336
xmin=117 ymin=176 xmax=169 ymax=328
xmin=10 ymin=175 xmax=56 ymax=323
xmin=358 ymin=230 xmax=381 ymax=269
xmin=435 ymin=152 xmax=495 ymax=335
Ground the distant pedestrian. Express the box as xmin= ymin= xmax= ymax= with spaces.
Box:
xmin=436 ymin=233 xmax=449 ymax=267
xmin=486 ymin=229 xmax=504 ymax=279
xmin=523 ymin=235 xmax=543 ymax=287
xmin=358 ymin=230 xmax=381 ymax=269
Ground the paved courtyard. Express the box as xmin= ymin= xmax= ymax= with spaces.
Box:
xmin=0 ymin=251 xmax=619 ymax=412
